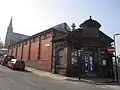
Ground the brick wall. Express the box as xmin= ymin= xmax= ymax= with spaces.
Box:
xmin=7 ymin=30 xmax=53 ymax=72
xmin=22 ymin=41 xmax=29 ymax=60
xmin=17 ymin=44 xmax=22 ymax=60
xmin=8 ymin=48 xmax=12 ymax=55
xmin=12 ymin=46 xmax=16 ymax=58
xmin=39 ymin=32 xmax=52 ymax=71
xmin=63 ymin=47 xmax=68 ymax=64
xmin=30 ymin=37 xmax=39 ymax=60
xmin=25 ymin=32 xmax=53 ymax=71
xmin=7 ymin=29 xmax=68 ymax=73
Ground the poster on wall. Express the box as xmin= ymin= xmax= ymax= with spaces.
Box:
xmin=103 ymin=60 xmax=106 ymax=66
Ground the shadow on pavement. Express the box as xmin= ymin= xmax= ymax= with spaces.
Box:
xmin=65 ymin=78 xmax=80 ymax=82
xmin=15 ymin=69 xmax=32 ymax=73
xmin=65 ymin=78 xmax=120 ymax=86
xmin=95 ymin=81 xmax=120 ymax=86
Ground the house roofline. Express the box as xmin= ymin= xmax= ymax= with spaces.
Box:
xmin=8 ymin=28 xmax=56 ymax=47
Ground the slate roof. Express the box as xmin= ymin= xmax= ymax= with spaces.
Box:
xmin=52 ymin=22 xmax=71 ymax=33
xmin=8 ymin=22 xmax=71 ymax=47
xmin=53 ymin=28 xmax=114 ymax=45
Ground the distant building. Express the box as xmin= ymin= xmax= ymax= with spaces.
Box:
xmin=5 ymin=18 xmax=29 ymax=47
xmin=0 ymin=48 xmax=7 ymax=56
xmin=0 ymin=39 xmax=6 ymax=56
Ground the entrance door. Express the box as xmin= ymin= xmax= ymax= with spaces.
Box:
xmin=85 ymin=54 xmax=93 ymax=73
xmin=82 ymin=48 xmax=96 ymax=77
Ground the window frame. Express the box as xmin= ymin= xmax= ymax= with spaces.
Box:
xmin=31 ymin=37 xmax=38 ymax=43
xmin=23 ymin=40 xmax=29 ymax=45
xmin=57 ymin=49 xmax=64 ymax=65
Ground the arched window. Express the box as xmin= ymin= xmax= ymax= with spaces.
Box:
xmin=57 ymin=49 xmax=64 ymax=65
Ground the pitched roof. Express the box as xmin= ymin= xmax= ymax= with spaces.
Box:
xmin=52 ymin=22 xmax=71 ymax=33
xmin=67 ymin=28 xmax=113 ymax=44
xmin=8 ymin=22 xmax=71 ymax=47
xmin=53 ymin=28 xmax=114 ymax=45
xmin=13 ymin=32 xmax=29 ymax=37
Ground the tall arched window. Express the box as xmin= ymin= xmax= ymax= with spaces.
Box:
xmin=57 ymin=49 xmax=64 ymax=65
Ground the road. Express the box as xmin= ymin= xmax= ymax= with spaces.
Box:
xmin=0 ymin=65 xmax=119 ymax=90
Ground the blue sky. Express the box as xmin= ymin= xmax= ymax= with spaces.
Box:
xmin=0 ymin=0 xmax=120 ymax=54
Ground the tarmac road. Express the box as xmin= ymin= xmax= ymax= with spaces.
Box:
xmin=0 ymin=65 xmax=119 ymax=90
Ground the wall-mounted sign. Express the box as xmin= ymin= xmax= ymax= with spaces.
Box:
xmin=103 ymin=60 xmax=106 ymax=65
xmin=45 ymin=44 xmax=50 ymax=47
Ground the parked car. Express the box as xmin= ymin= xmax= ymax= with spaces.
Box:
xmin=7 ymin=59 xmax=25 ymax=70
xmin=1 ymin=55 xmax=15 ymax=66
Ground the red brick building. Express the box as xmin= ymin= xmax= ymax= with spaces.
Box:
xmin=8 ymin=23 xmax=70 ymax=72
xmin=8 ymin=17 xmax=114 ymax=78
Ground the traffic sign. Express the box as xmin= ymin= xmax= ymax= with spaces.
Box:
xmin=108 ymin=46 xmax=115 ymax=53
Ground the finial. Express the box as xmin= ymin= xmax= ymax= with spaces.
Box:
xmin=90 ymin=15 xmax=92 ymax=19
xmin=71 ymin=23 xmax=76 ymax=31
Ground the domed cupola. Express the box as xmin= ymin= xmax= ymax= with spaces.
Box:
xmin=79 ymin=16 xmax=101 ymax=38
xmin=80 ymin=16 xmax=101 ymax=29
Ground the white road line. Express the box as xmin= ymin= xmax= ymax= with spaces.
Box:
xmin=26 ymin=81 xmax=39 ymax=87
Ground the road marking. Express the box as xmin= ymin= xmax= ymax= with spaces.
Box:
xmin=26 ymin=81 xmax=39 ymax=87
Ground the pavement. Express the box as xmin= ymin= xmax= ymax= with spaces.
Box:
xmin=25 ymin=67 xmax=119 ymax=85
xmin=0 ymin=65 xmax=120 ymax=90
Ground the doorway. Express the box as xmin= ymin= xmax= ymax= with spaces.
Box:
xmin=81 ymin=48 xmax=97 ymax=77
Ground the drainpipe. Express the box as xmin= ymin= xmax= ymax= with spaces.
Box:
xmin=21 ymin=43 xmax=24 ymax=60
xmin=28 ymin=40 xmax=31 ymax=60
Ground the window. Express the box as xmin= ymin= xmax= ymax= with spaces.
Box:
xmin=31 ymin=37 xmax=38 ymax=43
xmin=57 ymin=49 xmax=64 ymax=65
xmin=71 ymin=49 xmax=78 ymax=64
xmin=19 ymin=43 xmax=21 ymax=47
xmin=32 ymin=38 xmax=36 ymax=43
xmin=43 ymin=34 xmax=47 ymax=39
xmin=24 ymin=40 xmax=29 ymax=45
xmin=47 ymin=32 xmax=52 ymax=38
xmin=25 ymin=41 xmax=28 ymax=45
xmin=44 ymin=34 xmax=47 ymax=39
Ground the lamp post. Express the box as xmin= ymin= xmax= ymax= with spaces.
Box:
xmin=113 ymin=33 xmax=120 ymax=82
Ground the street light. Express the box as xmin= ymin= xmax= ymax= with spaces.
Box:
xmin=113 ymin=33 xmax=120 ymax=82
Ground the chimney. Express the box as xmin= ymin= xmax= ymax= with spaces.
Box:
xmin=71 ymin=23 xmax=76 ymax=31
